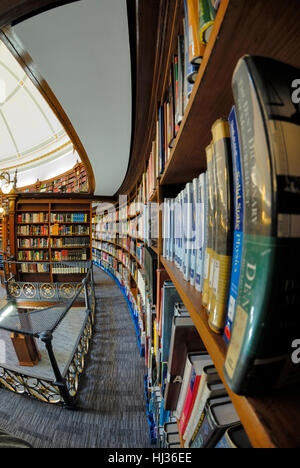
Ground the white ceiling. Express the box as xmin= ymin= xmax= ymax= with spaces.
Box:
xmin=0 ymin=39 xmax=79 ymax=186
xmin=13 ymin=0 xmax=132 ymax=196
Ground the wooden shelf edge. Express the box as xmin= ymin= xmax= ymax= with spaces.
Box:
xmin=160 ymin=256 xmax=277 ymax=449
xmin=160 ymin=0 xmax=230 ymax=186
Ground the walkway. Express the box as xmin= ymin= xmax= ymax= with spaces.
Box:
xmin=0 ymin=266 xmax=151 ymax=448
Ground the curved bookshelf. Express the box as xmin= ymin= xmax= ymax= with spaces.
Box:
xmin=91 ymin=0 xmax=300 ymax=449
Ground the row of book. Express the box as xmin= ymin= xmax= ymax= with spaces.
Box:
xmin=139 ymin=0 xmax=218 ymax=202
xmin=50 ymin=224 xmax=89 ymax=236
xmin=51 ymin=237 xmax=90 ymax=248
xmin=51 ymin=263 xmax=89 ymax=275
xmin=18 ymin=238 xmax=49 ymax=248
xmin=17 ymin=212 xmax=49 ymax=223
xmin=50 ymin=212 xmax=89 ymax=223
xmin=19 ymin=263 xmax=50 ymax=274
xmin=18 ymin=250 xmax=50 ymax=261
xmin=19 ymin=262 xmax=89 ymax=274
xmin=162 ymin=117 xmax=232 ymax=337
xmin=162 ymin=55 xmax=300 ymax=395
xmin=92 ymin=241 xmax=251 ymax=448
xmin=51 ymin=249 xmax=88 ymax=261
xmin=17 ymin=225 xmax=49 ymax=236
xmin=146 ymin=289 xmax=251 ymax=448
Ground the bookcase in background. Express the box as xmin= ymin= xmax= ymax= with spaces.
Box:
xmin=18 ymin=161 xmax=90 ymax=194
xmin=13 ymin=195 xmax=92 ymax=283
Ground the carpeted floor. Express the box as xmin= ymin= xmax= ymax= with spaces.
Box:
xmin=0 ymin=267 xmax=151 ymax=448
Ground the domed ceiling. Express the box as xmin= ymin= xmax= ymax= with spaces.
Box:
xmin=11 ymin=0 xmax=132 ymax=196
xmin=0 ymin=39 xmax=78 ymax=188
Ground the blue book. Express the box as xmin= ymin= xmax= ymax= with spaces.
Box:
xmin=224 ymin=106 xmax=244 ymax=344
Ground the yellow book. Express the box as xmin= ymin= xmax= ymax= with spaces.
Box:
xmin=208 ymin=119 xmax=233 ymax=334
xmin=202 ymin=142 xmax=215 ymax=308
xmin=187 ymin=0 xmax=201 ymax=64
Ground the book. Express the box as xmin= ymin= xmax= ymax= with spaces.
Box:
xmin=166 ymin=432 xmax=180 ymax=446
xmin=183 ymin=9 xmax=194 ymax=107
xmin=186 ymin=0 xmax=201 ymax=65
xmin=160 ymin=281 xmax=182 ymax=362
xmin=178 ymin=354 xmax=213 ymax=436
xmin=199 ymin=0 xmax=216 ymax=45
xmin=224 ymin=56 xmax=300 ymax=395
xmin=164 ymin=315 xmax=205 ymax=410
xmin=208 ymin=119 xmax=234 ymax=334
xmin=156 ymin=269 xmax=170 ymax=330
xmin=224 ymin=107 xmax=244 ymax=344
xmin=186 ymin=379 xmax=228 ymax=447
xmin=190 ymin=399 xmax=239 ymax=448
xmin=202 ymin=142 xmax=215 ymax=307
xmin=195 ymin=172 xmax=207 ymax=292
xmin=143 ymin=246 xmax=157 ymax=305
xmin=190 ymin=178 xmax=198 ymax=286
xmin=207 ymin=143 xmax=218 ymax=315
xmin=215 ymin=423 xmax=252 ymax=448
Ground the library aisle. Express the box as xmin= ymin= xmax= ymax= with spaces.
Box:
xmin=0 ymin=267 xmax=151 ymax=448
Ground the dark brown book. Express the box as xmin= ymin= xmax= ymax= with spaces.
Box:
xmin=164 ymin=316 xmax=204 ymax=411
xmin=156 ymin=268 xmax=170 ymax=328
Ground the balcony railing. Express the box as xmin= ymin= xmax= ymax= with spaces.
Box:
xmin=0 ymin=260 xmax=95 ymax=409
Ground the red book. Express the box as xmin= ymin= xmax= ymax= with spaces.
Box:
xmin=179 ymin=354 xmax=213 ymax=435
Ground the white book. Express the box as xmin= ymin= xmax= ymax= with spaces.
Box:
xmin=174 ymin=352 xmax=210 ymax=420
xmin=184 ymin=183 xmax=193 ymax=282
xmin=183 ymin=364 xmax=219 ymax=444
xmin=190 ymin=178 xmax=198 ymax=286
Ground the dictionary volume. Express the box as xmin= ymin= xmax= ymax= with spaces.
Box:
xmin=224 ymin=107 xmax=244 ymax=344
xmin=224 ymin=56 xmax=300 ymax=395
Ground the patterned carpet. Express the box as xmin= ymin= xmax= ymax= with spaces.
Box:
xmin=0 ymin=267 xmax=151 ymax=448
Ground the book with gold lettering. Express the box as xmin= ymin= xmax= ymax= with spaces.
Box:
xmin=224 ymin=107 xmax=244 ymax=344
xmin=202 ymin=143 xmax=215 ymax=308
xmin=224 ymin=56 xmax=300 ymax=395
xmin=208 ymin=119 xmax=234 ymax=334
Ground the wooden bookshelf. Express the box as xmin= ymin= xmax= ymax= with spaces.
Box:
xmin=92 ymin=0 xmax=300 ymax=449
xmin=161 ymin=257 xmax=300 ymax=449
xmin=19 ymin=161 xmax=89 ymax=194
xmin=13 ymin=196 xmax=92 ymax=282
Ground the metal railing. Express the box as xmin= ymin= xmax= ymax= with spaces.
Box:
xmin=0 ymin=260 xmax=95 ymax=409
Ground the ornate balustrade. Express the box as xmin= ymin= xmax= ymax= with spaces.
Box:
xmin=0 ymin=261 xmax=95 ymax=408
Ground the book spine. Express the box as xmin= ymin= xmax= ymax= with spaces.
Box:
xmin=208 ymin=119 xmax=234 ymax=334
xmin=202 ymin=143 xmax=214 ymax=307
xmin=224 ymin=107 xmax=244 ymax=344
xmin=224 ymin=56 xmax=300 ymax=395
xmin=183 ymin=3 xmax=194 ymax=105
xmin=195 ymin=174 xmax=203 ymax=291
xmin=187 ymin=0 xmax=201 ymax=65
xmin=190 ymin=402 xmax=215 ymax=448
xmin=199 ymin=0 xmax=216 ymax=44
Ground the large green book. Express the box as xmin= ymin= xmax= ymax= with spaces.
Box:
xmin=224 ymin=56 xmax=300 ymax=395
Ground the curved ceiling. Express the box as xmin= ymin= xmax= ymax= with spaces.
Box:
xmin=12 ymin=0 xmax=132 ymax=196
xmin=0 ymin=39 xmax=79 ymax=187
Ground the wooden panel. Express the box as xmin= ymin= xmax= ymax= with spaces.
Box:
xmin=0 ymin=1 xmax=80 ymax=29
